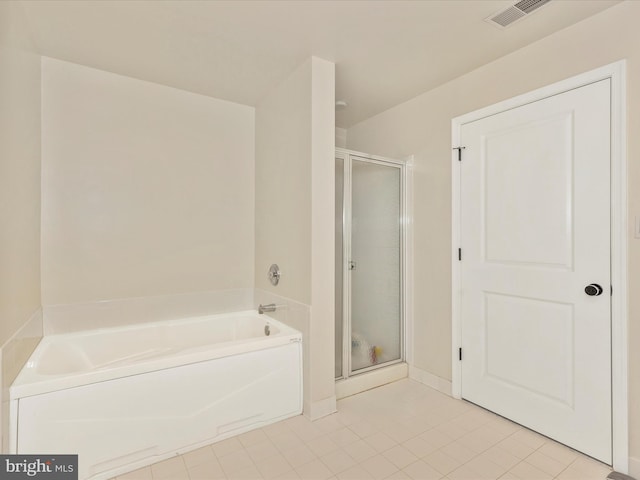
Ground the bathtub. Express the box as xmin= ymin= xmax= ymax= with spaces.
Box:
xmin=9 ymin=310 xmax=303 ymax=480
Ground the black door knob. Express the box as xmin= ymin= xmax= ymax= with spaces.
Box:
xmin=585 ymin=284 xmax=603 ymax=296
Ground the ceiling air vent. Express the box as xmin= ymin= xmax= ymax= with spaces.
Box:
xmin=486 ymin=0 xmax=552 ymax=29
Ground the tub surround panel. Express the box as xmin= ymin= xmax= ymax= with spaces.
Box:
xmin=254 ymin=289 xmax=312 ymax=413
xmin=253 ymin=289 xmax=337 ymax=420
xmin=0 ymin=309 xmax=42 ymax=453
xmin=41 ymin=57 xmax=255 ymax=306
xmin=44 ymin=288 xmax=253 ymax=335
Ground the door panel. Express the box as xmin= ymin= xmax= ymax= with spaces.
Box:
xmin=484 ymin=113 xmax=573 ymax=268
xmin=350 ymin=158 xmax=402 ymax=372
xmin=460 ymin=79 xmax=611 ymax=463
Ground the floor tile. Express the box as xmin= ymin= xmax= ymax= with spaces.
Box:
xmin=282 ymin=445 xmax=317 ymax=469
xmin=555 ymin=456 xmax=612 ymax=479
xmin=447 ymin=464 xmax=484 ymax=480
xmin=151 ymin=456 xmax=187 ymax=478
xmin=336 ymin=465 xmax=373 ymax=480
xmin=319 ymin=450 xmax=356 ymax=475
xmin=462 ymin=455 xmax=506 ymax=479
xmin=306 ymin=435 xmax=340 ymax=457
xmin=271 ymin=470 xmax=300 ymax=480
xmin=507 ymin=460 xmax=553 ymax=480
xmin=188 ymin=459 xmax=227 ymax=480
xmin=418 ymin=429 xmax=455 ymax=450
xmin=423 ymin=450 xmax=465 ymax=475
xmin=363 ymin=432 xmax=398 ymax=453
xmin=116 ymin=466 xmax=152 ymax=480
xmin=219 ymin=450 xmax=256 ymax=475
xmin=314 ymin=415 xmax=345 ymax=434
xmin=239 ymin=429 xmax=270 ymax=448
xmin=263 ymin=422 xmax=293 ymax=439
xmin=402 ymin=436 xmax=440 ymax=458
xmin=495 ymin=437 xmax=536 ymax=460
xmin=182 ymin=446 xmax=217 ymax=469
xmin=294 ymin=459 xmax=334 ymax=480
xmin=255 ymin=453 xmax=293 ymax=480
xmin=535 ymin=442 xmax=579 ymax=466
xmin=327 ymin=428 xmax=361 ymax=447
xmin=384 ymin=470 xmax=411 ymax=480
xmin=439 ymin=441 xmax=477 ymax=464
xmin=117 ymin=379 xmax=613 ymax=480
xmin=246 ymin=440 xmax=281 ymax=463
xmin=349 ymin=421 xmax=379 ymax=439
xmin=523 ymin=450 xmax=567 ymax=477
xmin=214 ymin=437 xmax=246 ymax=458
xmin=401 ymin=460 xmax=443 ymax=480
xmin=226 ymin=465 xmax=263 ymax=480
xmin=359 ymin=455 xmax=399 ymax=480
xmin=382 ymin=445 xmax=419 ymax=469
xmin=342 ymin=440 xmax=378 ymax=463
xmin=271 ymin=431 xmax=304 ymax=454
xmin=477 ymin=445 xmax=521 ymax=470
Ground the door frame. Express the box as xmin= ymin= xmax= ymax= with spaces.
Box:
xmin=451 ymin=61 xmax=627 ymax=472
xmin=334 ymin=148 xmax=408 ymax=380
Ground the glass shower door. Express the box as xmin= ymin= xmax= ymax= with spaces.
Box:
xmin=349 ymin=158 xmax=402 ymax=373
xmin=335 ymin=150 xmax=403 ymax=380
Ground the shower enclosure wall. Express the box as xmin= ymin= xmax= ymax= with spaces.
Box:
xmin=335 ymin=148 xmax=405 ymax=380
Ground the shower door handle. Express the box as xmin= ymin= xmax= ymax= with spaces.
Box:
xmin=348 ymin=261 xmax=357 ymax=271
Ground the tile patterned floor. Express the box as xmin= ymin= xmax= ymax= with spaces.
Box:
xmin=112 ymin=379 xmax=613 ymax=480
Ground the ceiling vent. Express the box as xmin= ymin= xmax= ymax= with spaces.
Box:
xmin=486 ymin=0 xmax=552 ymax=29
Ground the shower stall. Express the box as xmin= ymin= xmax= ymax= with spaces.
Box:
xmin=335 ymin=148 xmax=405 ymax=380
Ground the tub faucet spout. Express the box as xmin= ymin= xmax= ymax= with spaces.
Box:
xmin=258 ymin=303 xmax=277 ymax=314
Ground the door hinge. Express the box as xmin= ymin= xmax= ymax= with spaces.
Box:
xmin=458 ymin=248 xmax=462 ymax=261
xmin=453 ymin=146 xmax=466 ymax=162
xmin=611 ymin=285 xmax=613 ymax=296
xmin=459 ymin=348 xmax=462 ymax=361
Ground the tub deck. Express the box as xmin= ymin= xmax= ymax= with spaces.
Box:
xmin=11 ymin=310 xmax=300 ymax=399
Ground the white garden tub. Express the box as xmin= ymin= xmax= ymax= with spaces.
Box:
xmin=9 ymin=310 xmax=303 ymax=480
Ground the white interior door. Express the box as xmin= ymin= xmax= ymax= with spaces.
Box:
xmin=460 ymin=79 xmax=612 ymax=463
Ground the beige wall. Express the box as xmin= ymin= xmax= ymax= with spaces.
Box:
xmin=0 ymin=1 xmax=41 ymax=345
xmin=255 ymin=57 xmax=336 ymax=417
xmin=0 ymin=0 xmax=43 ymax=453
xmin=255 ymin=60 xmax=312 ymax=304
xmin=346 ymin=0 xmax=640 ymax=470
xmin=41 ymin=58 xmax=255 ymax=305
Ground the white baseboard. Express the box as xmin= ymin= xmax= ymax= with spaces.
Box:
xmin=409 ymin=365 xmax=452 ymax=396
xmin=628 ymin=456 xmax=640 ymax=478
xmin=336 ymin=363 xmax=408 ymax=400
xmin=304 ymin=396 xmax=337 ymax=421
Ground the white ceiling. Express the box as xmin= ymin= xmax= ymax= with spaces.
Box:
xmin=22 ymin=0 xmax=620 ymax=128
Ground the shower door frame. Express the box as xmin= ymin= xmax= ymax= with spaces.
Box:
xmin=335 ymin=148 xmax=407 ymax=381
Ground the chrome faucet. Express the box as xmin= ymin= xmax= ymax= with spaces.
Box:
xmin=258 ymin=303 xmax=277 ymax=314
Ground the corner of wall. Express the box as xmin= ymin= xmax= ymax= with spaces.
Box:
xmin=0 ymin=308 xmax=43 ymax=453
